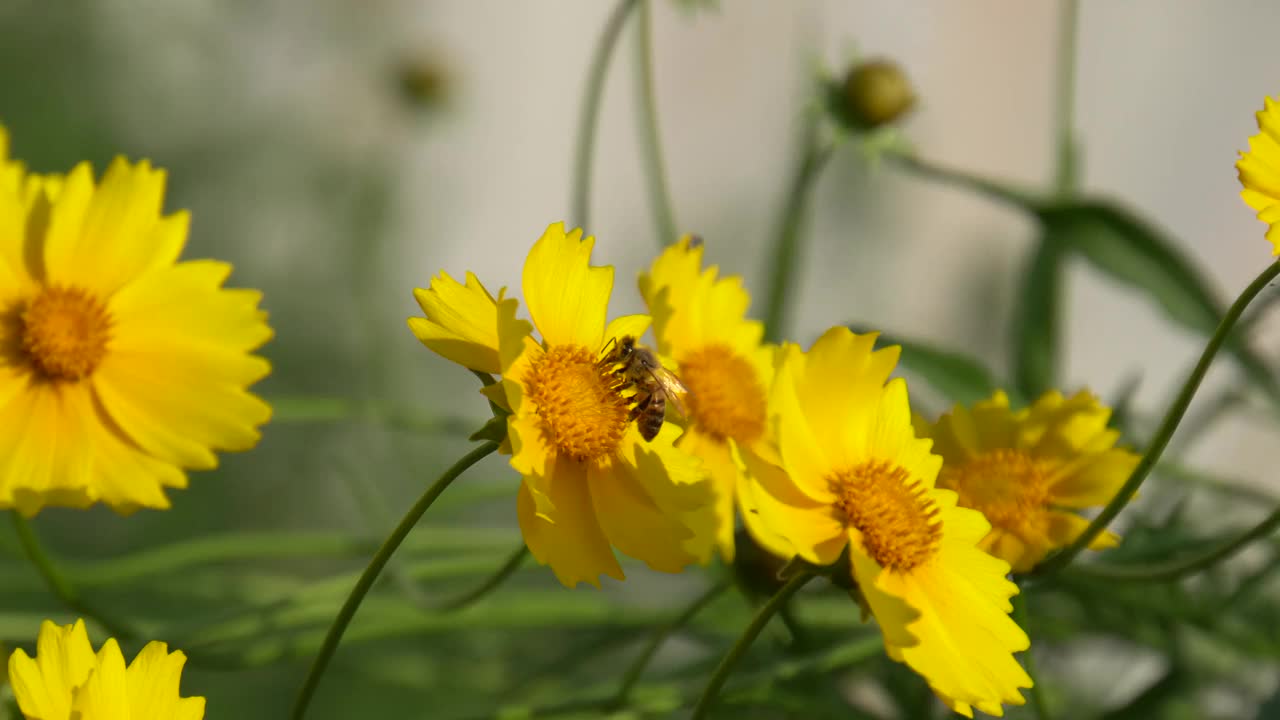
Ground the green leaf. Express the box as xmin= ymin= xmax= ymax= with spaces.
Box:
xmin=846 ymin=326 xmax=1004 ymax=407
xmin=1011 ymin=236 xmax=1064 ymax=402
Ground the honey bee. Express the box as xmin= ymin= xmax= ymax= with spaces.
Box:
xmin=599 ymin=335 xmax=689 ymax=441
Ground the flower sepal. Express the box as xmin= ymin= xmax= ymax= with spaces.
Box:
xmin=469 ymin=413 xmax=510 ymax=444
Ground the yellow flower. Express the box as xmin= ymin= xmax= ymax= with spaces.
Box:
xmin=740 ymin=327 xmax=1030 ymax=717
xmin=1237 ymin=96 xmax=1280 ymax=253
xmin=919 ymin=390 xmax=1137 ymax=573
xmin=638 ymin=236 xmax=775 ymax=562
xmin=0 ymin=130 xmax=272 ymax=516
xmin=409 ymin=222 xmax=712 ymax=587
xmin=8 ymin=619 xmax=205 ymax=720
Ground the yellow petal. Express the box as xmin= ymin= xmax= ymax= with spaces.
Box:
xmin=93 ymin=261 xmax=271 ymax=471
xmin=849 ymin=549 xmax=919 ymax=651
xmin=1048 ymin=447 xmax=1136 ymax=508
xmin=616 ymin=422 xmax=711 ymax=515
xmin=9 ymin=619 xmax=97 ymax=720
xmin=521 ymin=222 xmax=612 ymax=349
xmin=588 ymin=460 xmax=697 ymax=574
xmin=124 ymin=642 xmax=204 ymax=720
xmin=677 ymin=428 xmax=739 ymax=562
xmin=0 ymin=381 xmax=96 ymax=516
xmin=516 ymin=459 xmax=623 ymax=588
xmin=408 ymin=271 xmax=507 ymax=373
xmin=42 ymin=158 xmax=183 ymax=297
xmin=772 ymin=344 xmax=838 ymax=503
xmin=602 ymin=314 xmax=652 ymax=348
xmin=865 ymin=379 xmax=942 ymax=490
xmin=794 ymin=327 xmax=900 ymax=468
xmin=738 ymin=449 xmax=846 ymax=565
xmin=1044 ymin=510 xmax=1119 ymax=552
xmin=73 ymin=638 xmax=130 ymax=717
xmin=879 ymin=548 xmax=1030 ymax=717
xmin=497 ymin=301 xmax=539 ymax=413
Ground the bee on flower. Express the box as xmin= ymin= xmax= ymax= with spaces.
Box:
xmin=739 ymin=327 xmax=1031 ymax=717
xmin=408 ymin=222 xmax=713 ymax=587
xmin=8 ymin=619 xmax=204 ymax=719
xmin=0 ymin=126 xmax=271 ymax=516
xmin=917 ymin=390 xmax=1138 ymax=573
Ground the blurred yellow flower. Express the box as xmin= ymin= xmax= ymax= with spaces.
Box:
xmin=740 ymin=328 xmax=1030 ymax=717
xmin=409 ymin=222 xmax=712 ymax=587
xmin=638 ymin=236 xmax=775 ymax=562
xmin=1237 ymin=96 xmax=1280 ymax=253
xmin=919 ymin=390 xmax=1137 ymax=573
xmin=0 ymin=129 xmax=271 ymax=516
xmin=8 ymin=618 xmax=204 ymax=720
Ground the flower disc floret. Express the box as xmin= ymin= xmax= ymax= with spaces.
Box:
xmin=830 ymin=461 xmax=941 ymax=572
xmin=940 ymin=449 xmax=1051 ymax=537
xmin=20 ymin=287 xmax=113 ymax=381
xmin=679 ymin=343 xmax=767 ymax=444
xmin=525 ymin=344 xmax=631 ymax=461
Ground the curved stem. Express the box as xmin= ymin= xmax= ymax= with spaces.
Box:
xmin=11 ymin=512 xmax=133 ymax=635
xmin=612 ymin=578 xmax=730 ymax=707
xmin=288 ymin=440 xmax=499 ymax=719
xmin=571 ymin=0 xmax=641 ymax=229
xmin=11 ymin=513 xmax=134 ymax=641
xmin=634 ymin=0 xmax=678 ymax=247
xmin=437 ymin=544 xmax=529 ymax=612
xmin=1033 ymin=261 xmax=1280 ymax=577
xmin=890 ymin=154 xmax=1041 ymax=210
xmin=1012 ymin=593 xmax=1050 ymax=720
xmin=762 ymin=134 xmax=833 ymax=343
xmin=1069 ymin=505 xmax=1280 ymax=583
xmin=690 ymin=571 xmax=814 ymax=719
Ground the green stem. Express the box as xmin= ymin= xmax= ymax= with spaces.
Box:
xmin=437 ymin=544 xmax=529 ymax=612
xmin=11 ymin=513 xmax=133 ymax=641
xmin=635 ymin=0 xmax=679 ymax=247
xmin=762 ymin=135 xmax=833 ymax=343
xmin=690 ymin=571 xmax=814 ymax=719
xmin=612 ymin=579 xmax=731 ymax=707
xmin=571 ymin=0 xmax=641 ymax=229
xmin=1053 ymin=0 xmax=1080 ymax=195
xmin=1033 ymin=261 xmax=1280 ymax=577
xmin=1069 ymin=506 xmax=1280 ymax=583
xmin=890 ymin=154 xmax=1041 ymax=211
xmin=1013 ymin=593 xmax=1050 ymax=720
xmin=288 ymin=440 xmax=499 ymax=719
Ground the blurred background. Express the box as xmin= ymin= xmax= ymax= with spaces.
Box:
xmin=2 ymin=1 xmax=1279 ymax=717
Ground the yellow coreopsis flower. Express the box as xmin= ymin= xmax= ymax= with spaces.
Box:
xmin=0 ymin=128 xmax=271 ymax=516
xmin=1237 ymin=96 xmax=1280 ymax=253
xmin=638 ymin=236 xmax=775 ymax=562
xmin=8 ymin=619 xmax=204 ymax=720
xmin=919 ymin=390 xmax=1137 ymax=573
xmin=740 ymin=327 xmax=1030 ymax=717
xmin=408 ymin=222 xmax=712 ymax=588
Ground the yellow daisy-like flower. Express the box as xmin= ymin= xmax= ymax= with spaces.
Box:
xmin=0 ymin=129 xmax=272 ymax=516
xmin=408 ymin=222 xmax=711 ymax=587
xmin=1238 ymin=96 xmax=1280 ymax=253
xmin=740 ymin=327 xmax=1030 ymax=717
xmin=638 ymin=235 xmax=775 ymax=562
xmin=919 ymin=390 xmax=1137 ymax=573
xmin=8 ymin=618 xmax=205 ymax=720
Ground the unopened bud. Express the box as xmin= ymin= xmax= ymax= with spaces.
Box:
xmin=396 ymin=56 xmax=449 ymax=110
xmin=839 ymin=59 xmax=916 ymax=130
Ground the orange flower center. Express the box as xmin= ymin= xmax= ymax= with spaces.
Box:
xmin=829 ymin=461 xmax=941 ymax=571
xmin=525 ymin=344 xmax=631 ymax=461
xmin=937 ymin=448 xmax=1050 ymax=538
xmin=678 ymin=343 xmax=766 ymax=444
xmin=20 ymin=287 xmax=112 ymax=382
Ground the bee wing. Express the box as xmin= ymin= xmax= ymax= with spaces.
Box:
xmin=649 ymin=367 xmax=691 ymax=418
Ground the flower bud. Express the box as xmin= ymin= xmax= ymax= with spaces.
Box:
xmin=838 ymin=59 xmax=916 ymax=130
xmin=396 ymin=56 xmax=449 ymax=110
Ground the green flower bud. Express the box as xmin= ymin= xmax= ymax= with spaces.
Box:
xmin=838 ymin=59 xmax=916 ymax=130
